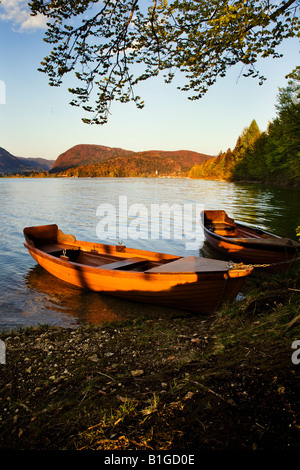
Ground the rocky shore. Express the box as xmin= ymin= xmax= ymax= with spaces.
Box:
xmin=0 ymin=269 xmax=300 ymax=451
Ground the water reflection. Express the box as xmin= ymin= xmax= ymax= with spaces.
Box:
xmin=218 ymin=182 xmax=300 ymax=238
xmin=24 ymin=265 xmax=185 ymax=327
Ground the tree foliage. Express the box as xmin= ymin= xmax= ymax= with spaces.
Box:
xmin=29 ymin=0 xmax=300 ymax=123
xmin=189 ymin=119 xmax=263 ymax=180
xmin=189 ymin=73 xmax=300 ymax=185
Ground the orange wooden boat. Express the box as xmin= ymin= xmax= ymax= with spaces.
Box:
xmin=23 ymin=224 xmax=253 ymax=314
xmin=203 ymin=210 xmax=300 ymax=273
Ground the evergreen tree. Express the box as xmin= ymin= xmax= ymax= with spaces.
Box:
xmin=189 ymin=74 xmax=300 ymax=186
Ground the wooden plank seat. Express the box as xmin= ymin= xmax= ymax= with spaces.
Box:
xmin=146 ymin=256 xmax=230 ymax=273
xmin=100 ymin=257 xmax=147 ymax=270
xmin=211 ymin=222 xmax=237 ymax=237
xmin=212 ymin=223 xmax=236 ymax=230
xmin=40 ymin=243 xmax=79 ymax=253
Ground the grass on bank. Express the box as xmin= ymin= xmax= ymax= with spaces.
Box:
xmin=0 ymin=264 xmax=300 ymax=450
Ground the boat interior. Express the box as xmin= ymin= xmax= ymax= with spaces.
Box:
xmin=204 ymin=210 xmax=238 ymax=237
xmin=24 ymin=224 xmax=174 ymax=272
xmin=204 ymin=210 xmax=274 ymax=239
xmin=24 ymin=224 xmax=240 ymax=275
xmin=49 ymin=246 xmax=168 ymax=272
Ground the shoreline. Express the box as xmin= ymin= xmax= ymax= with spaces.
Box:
xmin=2 ymin=174 xmax=300 ymax=190
xmin=1 ymin=267 xmax=300 ymax=451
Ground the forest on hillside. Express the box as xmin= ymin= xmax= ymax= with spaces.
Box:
xmin=189 ymin=74 xmax=300 ymax=187
xmin=59 ymin=155 xmax=189 ymax=178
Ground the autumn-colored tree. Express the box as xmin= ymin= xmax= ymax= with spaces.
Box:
xmin=189 ymin=73 xmax=300 ymax=185
xmin=189 ymin=119 xmax=263 ymax=180
xmin=29 ymin=0 xmax=299 ymax=124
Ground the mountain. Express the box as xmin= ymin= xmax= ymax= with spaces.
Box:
xmin=17 ymin=157 xmax=54 ymax=171
xmin=0 ymin=144 xmax=214 ymax=177
xmin=0 ymin=147 xmax=25 ymax=173
xmin=0 ymin=147 xmax=55 ymax=173
xmin=52 ymin=144 xmax=213 ymax=176
xmin=52 ymin=144 xmax=135 ymax=172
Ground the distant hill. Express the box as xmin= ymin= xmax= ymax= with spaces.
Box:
xmin=17 ymin=157 xmax=54 ymax=171
xmin=0 ymin=144 xmax=214 ymax=177
xmin=52 ymin=144 xmax=213 ymax=176
xmin=0 ymin=147 xmax=25 ymax=173
xmin=0 ymin=147 xmax=55 ymax=173
xmin=52 ymin=144 xmax=135 ymax=172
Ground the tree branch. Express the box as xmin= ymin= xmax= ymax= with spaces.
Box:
xmin=271 ymin=0 xmax=298 ymax=19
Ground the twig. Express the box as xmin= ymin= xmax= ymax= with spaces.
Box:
xmin=96 ymin=371 xmax=117 ymax=382
xmin=191 ymin=380 xmax=224 ymax=401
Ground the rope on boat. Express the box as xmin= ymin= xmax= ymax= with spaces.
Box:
xmin=217 ymin=251 xmax=300 ymax=311
xmin=227 ymin=238 xmax=300 ymax=270
xmin=229 ymin=253 xmax=300 ymax=270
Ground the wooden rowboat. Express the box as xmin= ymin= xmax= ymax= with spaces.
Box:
xmin=23 ymin=224 xmax=253 ymax=314
xmin=202 ymin=210 xmax=300 ymax=273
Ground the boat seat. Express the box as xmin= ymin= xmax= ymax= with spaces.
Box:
xmin=210 ymin=223 xmax=237 ymax=236
xmin=40 ymin=243 xmax=79 ymax=253
xmin=146 ymin=256 xmax=230 ymax=273
xmin=100 ymin=257 xmax=147 ymax=270
xmin=212 ymin=222 xmax=235 ymax=229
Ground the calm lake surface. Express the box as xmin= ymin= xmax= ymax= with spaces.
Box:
xmin=1 ymin=177 xmax=299 ymax=332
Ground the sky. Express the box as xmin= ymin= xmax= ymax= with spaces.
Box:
xmin=0 ymin=0 xmax=299 ymax=162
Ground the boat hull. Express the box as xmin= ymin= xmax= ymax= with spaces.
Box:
xmin=23 ymin=223 xmax=253 ymax=314
xmin=25 ymin=244 xmax=247 ymax=314
xmin=203 ymin=210 xmax=300 ymax=273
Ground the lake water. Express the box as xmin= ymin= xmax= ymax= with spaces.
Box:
xmin=1 ymin=177 xmax=299 ymax=332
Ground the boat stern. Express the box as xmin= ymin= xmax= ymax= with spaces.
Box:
xmin=23 ymin=224 xmax=59 ymax=247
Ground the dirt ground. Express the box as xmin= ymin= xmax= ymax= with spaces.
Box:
xmin=0 ymin=270 xmax=300 ymax=452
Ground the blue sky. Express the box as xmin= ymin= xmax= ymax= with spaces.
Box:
xmin=0 ymin=1 xmax=299 ymax=161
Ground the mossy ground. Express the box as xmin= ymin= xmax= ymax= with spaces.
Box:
xmin=1 ymin=267 xmax=300 ymax=451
